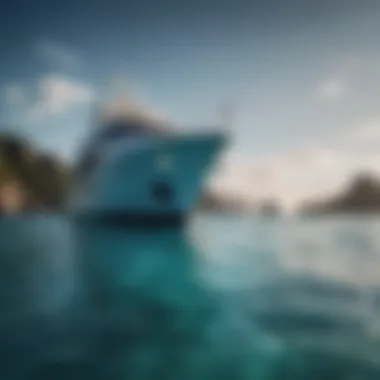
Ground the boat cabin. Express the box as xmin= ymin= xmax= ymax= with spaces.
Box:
xmin=93 ymin=118 xmax=164 ymax=143
xmin=75 ymin=99 xmax=171 ymax=180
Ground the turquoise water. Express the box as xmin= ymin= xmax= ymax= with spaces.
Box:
xmin=0 ymin=214 xmax=380 ymax=379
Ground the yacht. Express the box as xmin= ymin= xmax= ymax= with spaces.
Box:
xmin=70 ymin=98 xmax=227 ymax=226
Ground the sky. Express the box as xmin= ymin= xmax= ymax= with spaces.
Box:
xmin=2 ymin=0 xmax=380 ymax=209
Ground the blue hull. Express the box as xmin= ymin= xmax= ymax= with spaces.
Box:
xmin=74 ymin=210 xmax=186 ymax=228
xmin=72 ymin=132 xmax=226 ymax=225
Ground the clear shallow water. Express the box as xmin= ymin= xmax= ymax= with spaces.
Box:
xmin=0 ymin=214 xmax=380 ymax=379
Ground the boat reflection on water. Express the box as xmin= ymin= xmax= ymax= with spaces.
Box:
xmin=73 ymin=222 xmax=242 ymax=379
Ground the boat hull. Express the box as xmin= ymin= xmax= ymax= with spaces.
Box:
xmin=74 ymin=210 xmax=186 ymax=228
xmin=71 ymin=132 xmax=225 ymax=227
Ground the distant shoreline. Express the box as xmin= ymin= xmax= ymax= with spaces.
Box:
xmin=299 ymin=173 xmax=380 ymax=216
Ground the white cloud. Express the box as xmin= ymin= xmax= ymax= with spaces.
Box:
xmin=210 ymin=112 xmax=380 ymax=211
xmin=29 ymin=74 xmax=95 ymax=120
xmin=36 ymin=39 xmax=82 ymax=69
xmin=2 ymin=84 xmax=27 ymax=107
xmin=346 ymin=118 xmax=380 ymax=145
xmin=317 ymin=78 xmax=347 ymax=101
xmin=212 ymin=148 xmax=352 ymax=211
xmin=211 ymin=120 xmax=380 ymax=212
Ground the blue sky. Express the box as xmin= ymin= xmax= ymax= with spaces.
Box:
xmin=2 ymin=0 xmax=380 ymax=209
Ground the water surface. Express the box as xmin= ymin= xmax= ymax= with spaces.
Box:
xmin=0 ymin=213 xmax=379 ymax=379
